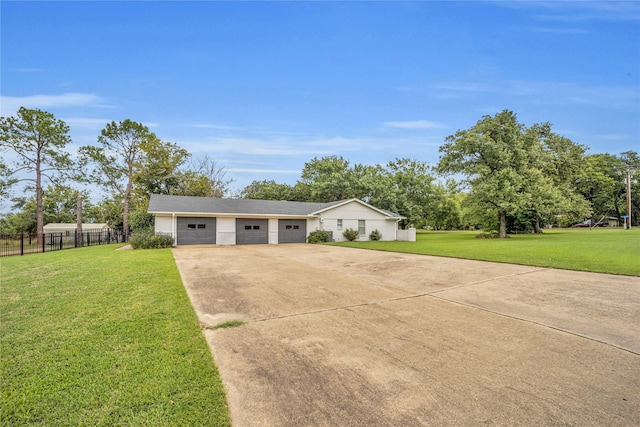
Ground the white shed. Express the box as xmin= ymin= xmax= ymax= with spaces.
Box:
xmin=43 ymin=223 xmax=111 ymax=235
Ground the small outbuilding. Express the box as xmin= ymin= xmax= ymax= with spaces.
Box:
xmin=43 ymin=223 xmax=112 ymax=235
xmin=147 ymin=194 xmax=410 ymax=246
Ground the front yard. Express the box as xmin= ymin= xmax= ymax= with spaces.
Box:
xmin=1 ymin=245 xmax=230 ymax=426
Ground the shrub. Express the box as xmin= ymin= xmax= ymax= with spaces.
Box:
xmin=343 ymin=228 xmax=359 ymax=241
xmin=369 ymin=229 xmax=381 ymax=241
xmin=129 ymin=211 xmax=155 ymax=232
xmin=130 ymin=230 xmax=174 ymax=249
xmin=307 ymin=230 xmax=330 ymax=244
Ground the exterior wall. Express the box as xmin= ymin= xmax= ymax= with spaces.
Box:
xmin=154 ymin=215 xmax=173 ymax=235
xmin=152 ymin=199 xmax=402 ymax=245
xmin=216 ymin=217 xmax=236 ymax=245
xmin=319 ymin=201 xmax=398 ymax=242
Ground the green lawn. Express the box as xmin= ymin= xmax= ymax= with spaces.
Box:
xmin=334 ymin=228 xmax=640 ymax=276
xmin=1 ymin=245 xmax=231 ymax=426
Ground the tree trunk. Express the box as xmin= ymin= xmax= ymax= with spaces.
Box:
xmin=498 ymin=210 xmax=507 ymax=238
xmin=76 ymin=192 xmax=84 ymax=247
xmin=36 ymin=151 xmax=44 ymax=247
xmin=123 ymin=179 xmax=131 ymax=242
xmin=533 ymin=215 xmax=543 ymax=234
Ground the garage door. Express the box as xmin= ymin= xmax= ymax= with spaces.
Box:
xmin=236 ymin=219 xmax=268 ymax=245
xmin=278 ymin=219 xmax=307 ymax=243
xmin=177 ymin=217 xmax=216 ymax=245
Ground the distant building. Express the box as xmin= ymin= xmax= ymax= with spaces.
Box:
xmin=43 ymin=223 xmax=112 ymax=235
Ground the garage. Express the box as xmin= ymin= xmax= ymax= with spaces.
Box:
xmin=278 ymin=219 xmax=307 ymax=243
xmin=236 ymin=219 xmax=269 ymax=245
xmin=177 ymin=217 xmax=216 ymax=245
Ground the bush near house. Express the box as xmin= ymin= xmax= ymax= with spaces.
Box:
xmin=369 ymin=229 xmax=381 ymax=241
xmin=129 ymin=229 xmax=174 ymax=249
xmin=343 ymin=228 xmax=359 ymax=241
xmin=307 ymin=230 xmax=331 ymax=244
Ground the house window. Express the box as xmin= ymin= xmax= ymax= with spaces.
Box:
xmin=253 ymin=225 xmax=260 ymax=230
xmin=337 ymin=219 xmax=343 ymax=230
xmin=293 ymin=225 xmax=299 ymax=230
xmin=358 ymin=220 xmax=365 ymax=236
xmin=188 ymin=224 xmax=196 ymax=229
xmin=245 ymin=225 xmax=252 ymax=230
xmin=286 ymin=225 xmax=292 ymax=229
xmin=197 ymin=224 xmax=206 ymax=229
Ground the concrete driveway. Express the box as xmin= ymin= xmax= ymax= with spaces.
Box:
xmin=172 ymin=244 xmax=640 ymax=426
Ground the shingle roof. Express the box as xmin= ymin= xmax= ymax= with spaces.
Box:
xmin=147 ymin=194 xmax=401 ymax=218
xmin=148 ymin=194 xmax=345 ymax=216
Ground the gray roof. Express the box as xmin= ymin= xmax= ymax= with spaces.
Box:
xmin=148 ymin=194 xmax=401 ymax=218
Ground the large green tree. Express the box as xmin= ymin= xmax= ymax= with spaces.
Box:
xmin=300 ymin=156 xmax=365 ymax=202
xmin=438 ymin=110 xmax=587 ymax=237
xmin=79 ymin=119 xmax=154 ymax=236
xmin=0 ymin=107 xmax=73 ymax=239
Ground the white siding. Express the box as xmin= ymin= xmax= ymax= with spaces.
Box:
xmin=320 ymin=201 xmax=398 ymax=242
xmin=216 ymin=217 xmax=236 ymax=245
xmin=155 ymin=215 xmax=173 ymax=235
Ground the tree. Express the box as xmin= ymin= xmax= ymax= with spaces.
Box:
xmin=300 ymin=156 xmax=359 ymax=202
xmin=133 ymin=137 xmax=190 ymax=196
xmin=385 ymin=158 xmax=439 ymax=228
xmin=240 ymin=180 xmax=296 ymax=200
xmin=79 ymin=119 xmax=154 ymax=237
xmin=0 ymin=107 xmax=73 ymax=241
xmin=0 ymin=185 xmax=91 ymax=233
xmin=577 ymin=151 xmax=639 ymax=227
xmin=176 ymin=155 xmax=233 ymax=198
xmin=438 ymin=111 xmax=524 ymax=237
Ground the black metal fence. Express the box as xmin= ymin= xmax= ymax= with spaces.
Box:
xmin=0 ymin=230 xmax=127 ymax=257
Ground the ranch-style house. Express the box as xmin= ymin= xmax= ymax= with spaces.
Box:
xmin=148 ymin=194 xmax=414 ymax=246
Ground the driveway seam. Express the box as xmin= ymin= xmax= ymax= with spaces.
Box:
xmin=427 ymin=267 xmax=550 ymax=295
xmin=251 ymin=287 xmax=640 ymax=357
xmin=427 ymin=294 xmax=640 ymax=357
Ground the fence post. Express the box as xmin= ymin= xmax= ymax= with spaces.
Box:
xmin=59 ymin=233 xmax=63 ymax=250
xmin=20 ymin=233 xmax=24 ymax=256
xmin=42 ymin=233 xmax=45 ymax=253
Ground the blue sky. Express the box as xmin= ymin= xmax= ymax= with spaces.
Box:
xmin=1 ymin=1 xmax=639 ymax=197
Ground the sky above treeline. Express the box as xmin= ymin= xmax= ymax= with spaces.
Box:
xmin=1 ymin=1 xmax=639 ymax=194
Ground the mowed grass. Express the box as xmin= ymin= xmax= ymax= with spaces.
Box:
xmin=334 ymin=228 xmax=640 ymax=276
xmin=1 ymin=245 xmax=231 ymax=426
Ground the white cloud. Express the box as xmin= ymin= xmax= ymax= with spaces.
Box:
xmin=227 ymin=168 xmax=300 ymax=174
xmin=0 ymin=92 xmax=106 ymax=116
xmin=432 ymin=80 xmax=640 ymax=111
xmin=383 ymin=120 xmax=445 ymax=130
xmin=61 ymin=117 xmax=112 ymax=130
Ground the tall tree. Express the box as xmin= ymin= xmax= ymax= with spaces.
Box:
xmin=79 ymin=119 xmax=154 ymax=237
xmin=438 ymin=110 xmax=529 ymax=237
xmin=0 ymin=107 xmax=73 ymax=241
xmin=300 ymin=156 xmax=359 ymax=202
xmin=240 ymin=180 xmax=296 ymax=200
xmin=385 ymin=158 xmax=438 ymax=228
xmin=178 ymin=155 xmax=233 ymax=198
xmin=133 ymin=137 xmax=190 ymax=197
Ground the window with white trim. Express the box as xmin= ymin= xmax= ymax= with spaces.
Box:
xmin=358 ymin=220 xmax=365 ymax=236
xmin=337 ymin=219 xmax=343 ymax=230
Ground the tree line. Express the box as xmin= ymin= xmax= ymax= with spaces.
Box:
xmin=1 ymin=107 xmax=638 ymax=238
